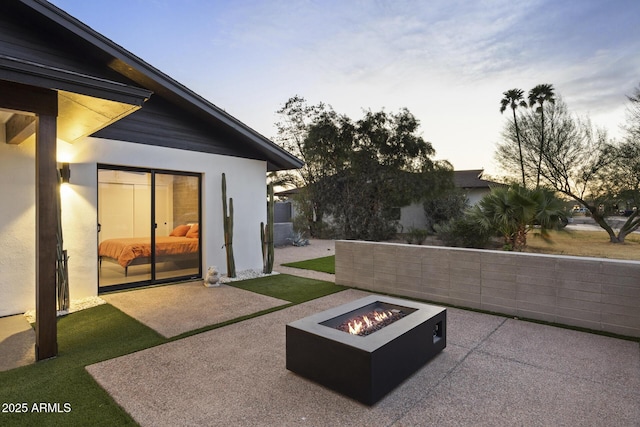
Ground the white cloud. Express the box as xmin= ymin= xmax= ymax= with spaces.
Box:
xmin=51 ymin=0 xmax=640 ymax=174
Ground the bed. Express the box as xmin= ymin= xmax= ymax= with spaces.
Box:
xmin=99 ymin=225 xmax=199 ymax=276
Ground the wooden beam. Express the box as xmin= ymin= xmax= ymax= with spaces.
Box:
xmin=0 ymin=80 xmax=58 ymax=360
xmin=35 ymin=113 xmax=58 ymax=361
xmin=0 ymin=80 xmax=57 ymax=116
xmin=6 ymin=113 xmax=35 ymax=145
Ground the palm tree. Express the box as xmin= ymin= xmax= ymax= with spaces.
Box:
xmin=500 ymin=89 xmax=528 ymax=187
xmin=528 ymin=84 xmax=556 ymax=188
xmin=470 ymin=185 xmax=566 ymax=251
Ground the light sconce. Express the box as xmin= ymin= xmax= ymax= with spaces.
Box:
xmin=60 ymin=162 xmax=71 ymax=184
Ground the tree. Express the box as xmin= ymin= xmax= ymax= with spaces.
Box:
xmin=528 ymin=84 xmax=556 ymax=188
xmin=606 ymin=83 xmax=640 ymax=237
xmin=500 ymin=89 xmax=528 ymax=187
xmin=273 ymin=96 xmax=333 ymax=235
xmin=423 ymin=165 xmax=468 ymax=233
xmin=281 ymin=100 xmax=452 ymax=240
xmin=496 ymin=94 xmax=639 ymax=243
xmin=469 ymin=185 xmax=566 ymax=251
xmin=623 ymin=83 xmax=640 ymax=140
xmin=327 ymin=108 xmax=444 ymax=240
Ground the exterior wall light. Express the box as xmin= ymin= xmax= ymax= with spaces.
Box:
xmin=60 ymin=162 xmax=70 ymax=183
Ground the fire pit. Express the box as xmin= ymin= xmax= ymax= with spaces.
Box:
xmin=286 ymin=295 xmax=446 ymax=405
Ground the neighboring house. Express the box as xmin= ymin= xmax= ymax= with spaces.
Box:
xmin=452 ymin=169 xmax=500 ymax=205
xmin=0 ymin=0 xmax=301 ymax=357
xmin=399 ymin=169 xmax=501 ymax=230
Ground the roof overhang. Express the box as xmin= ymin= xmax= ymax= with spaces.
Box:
xmin=0 ymin=55 xmax=152 ymax=144
xmin=19 ymin=0 xmax=303 ymax=171
xmin=0 ymin=55 xmax=151 ymax=106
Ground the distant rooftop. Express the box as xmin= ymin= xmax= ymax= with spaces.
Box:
xmin=453 ymin=169 xmax=501 ymax=189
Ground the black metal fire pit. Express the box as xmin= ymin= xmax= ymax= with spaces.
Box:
xmin=286 ymin=295 xmax=446 ymax=405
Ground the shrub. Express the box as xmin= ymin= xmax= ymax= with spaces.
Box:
xmin=404 ymin=227 xmax=429 ymax=245
xmin=435 ymin=216 xmax=492 ymax=249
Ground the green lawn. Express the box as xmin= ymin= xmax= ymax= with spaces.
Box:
xmin=0 ymin=274 xmax=344 ymax=426
xmin=282 ymin=255 xmax=336 ymax=274
xmin=0 ymin=304 xmax=162 ymax=426
xmin=231 ymin=273 xmax=343 ymax=302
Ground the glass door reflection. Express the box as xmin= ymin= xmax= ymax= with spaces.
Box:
xmin=98 ymin=169 xmax=152 ymax=287
xmin=98 ymin=168 xmax=201 ymax=290
xmin=154 ymin=173 xmax=200 ymax=281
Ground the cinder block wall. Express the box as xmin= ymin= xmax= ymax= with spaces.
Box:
xmin=335 ymin=240 xmax=640 ymax=338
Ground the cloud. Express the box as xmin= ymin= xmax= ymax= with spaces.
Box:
xmin=49 ymin=0 xmax=640 ymax=172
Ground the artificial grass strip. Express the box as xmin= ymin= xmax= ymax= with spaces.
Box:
xmin=230 ymin=273 xmax=344 ymax=303
xmin=281 ymin=255 xmax=335 ymax=274
xmin=0 ymin=304 xmax=165 ymax=426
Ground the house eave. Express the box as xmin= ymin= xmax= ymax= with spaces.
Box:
xmin=20 ymin=0 xmax=303 ymax=171
xmin=0 ymin=55 xmax=152 ymax=106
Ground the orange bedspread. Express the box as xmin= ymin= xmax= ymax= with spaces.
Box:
xmin=99 ymin=236 xmax=199 ymax=268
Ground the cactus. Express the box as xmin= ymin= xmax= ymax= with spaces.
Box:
xmin=261 ymin=182 xmax=275 ymax=274
xmin=222 ymin=173 xmax=236 ymax=278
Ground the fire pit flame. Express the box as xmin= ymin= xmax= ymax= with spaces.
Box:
xmin=342 ymin=309 xmax=404 ymax=336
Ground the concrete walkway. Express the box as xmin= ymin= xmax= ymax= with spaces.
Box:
xmin=87 ymin=288 xmax=640 ymax=426
xmin=102 ymin=282 xmax=289 ymax=338
xmin=0 ymin=314 xmax=34 ymax=372
xmin=275 ymin=239 xmax=336 ymax=282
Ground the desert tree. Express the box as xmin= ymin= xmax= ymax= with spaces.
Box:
xmin=273 ymin=96 xmax=335 ymax=235
xmin=496 ymin=95 xmax=639 ymax=243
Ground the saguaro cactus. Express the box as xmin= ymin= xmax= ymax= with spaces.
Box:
xmin=261 ymin=182 xmax=275 ymax=274
xmin=222 ymin=173 xmax=236 ymax=278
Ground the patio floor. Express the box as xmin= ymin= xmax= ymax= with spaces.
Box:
xmin=0 ymin=314 xmax=35 ymax=371
xmin=2 ymin=240 xmax=639 ymax=425
xmin=101 ymin=281 xmax=289 ymax=338
xmin=86 ymin=288 xmax=640 ymax=426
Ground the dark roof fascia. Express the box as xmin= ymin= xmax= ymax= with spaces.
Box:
xmin=0 ymin=54 xmax=151 ymax=106
xmin=21 ymin=0 xmax=303 ymax=171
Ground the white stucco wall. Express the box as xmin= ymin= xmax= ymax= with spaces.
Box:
xmin=466 ymin=188 xmax=489 ymax=206
xmin=0 ymin=136 xmax=36 ymax=317
xmin=0 ymin=136 xmax=267 ymax=316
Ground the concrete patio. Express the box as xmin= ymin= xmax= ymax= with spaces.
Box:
xmin=0 ymin=314 xmax=35 ymax=372
xmin=2 ymin=239 xmax=639 ymax=425
xmin=86 ymin=288 xmax=640 ymax=426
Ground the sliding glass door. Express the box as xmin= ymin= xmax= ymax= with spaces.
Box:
xmin=154 ymin=173 xmax=200 ymax=281
xmin=98 ymin=166 xmax=201 ymax=291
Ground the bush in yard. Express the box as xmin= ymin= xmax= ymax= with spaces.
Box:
xmin=468 ymin=184 xmax=567 ymax=251
xmin=404 ymin=227 xmax=430 ymax=245
xmin=435 ymin=215 xmax=492 ymax=249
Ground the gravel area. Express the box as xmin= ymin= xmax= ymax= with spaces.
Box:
xmin=219 ymin=269 xmax=279 ymax=283
xmin=23 ymin=296 xmax=106 ymax=323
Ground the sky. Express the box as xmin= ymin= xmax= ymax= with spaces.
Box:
xmin=50 ymin=0 xmax=640 ymax=177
